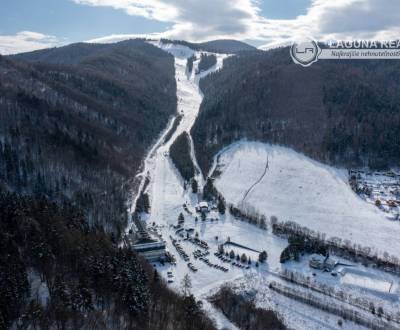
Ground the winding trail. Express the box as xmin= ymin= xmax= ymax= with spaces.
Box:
xmin=129 ymin=43 xmax=228 ymax=221
xmin=241 ymin=154 xmax=269 ymax=203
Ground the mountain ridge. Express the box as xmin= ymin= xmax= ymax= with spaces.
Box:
xmin=160 ymin=38 xmax=257 ymax=53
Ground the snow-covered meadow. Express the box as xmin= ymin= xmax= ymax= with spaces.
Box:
xmin=212 ymin=141 xmax=400 ymax=258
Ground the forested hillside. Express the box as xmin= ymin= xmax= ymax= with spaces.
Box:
xmin=0 ymin=191 xmax=215 ymax=329
xmin=0 ymin=40 xmax=220 ymax=329
xmin=170 ymin=132 xmax=196 ymax=182
xmin=192 ymin=47 xmax=400 ymax=174
xmin=197 ymin=54 xmax=217 ymax=74
xmin=0 ymin=40 xmax=177 ymax=233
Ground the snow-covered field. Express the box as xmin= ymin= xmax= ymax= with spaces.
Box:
xmin=341 ymin=269 xmax=393 ymax=293
xmin=212 ymin=141 xmax=400 ymax=258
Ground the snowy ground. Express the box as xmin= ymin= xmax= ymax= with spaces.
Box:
xmin=235 ymin=274 xmax=388 ymax=330
xmin=128 ymin=43 xmax=400 ymax=329
xmin=212 ymin=141 xmax=400 ymax=259
xmin=341 ymin=268 xmax=393 ymax=294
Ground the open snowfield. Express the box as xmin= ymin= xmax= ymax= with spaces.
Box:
xmin=212 ymin=141 xmax=400 ymax=258
xmin=341 ymin=269 xmax=392 ymax=293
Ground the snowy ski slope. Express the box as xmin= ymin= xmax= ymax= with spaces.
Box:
xmin=213 ymin=141 xmax=400 ymax=258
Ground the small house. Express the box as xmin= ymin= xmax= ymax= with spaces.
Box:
xmin=196 ymin=201 xmax=209 ymax=213
xmin=309 ymin=254 xmax=336 ymax=272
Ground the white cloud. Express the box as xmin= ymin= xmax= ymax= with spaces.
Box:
xmin=0 ymin=31 xmax=60 ymax=55
xmin=73 ymin=0 xmax=179 ymax=21
xmin=258 ymin=0 xmax=400 ymax=48
xmin=74 ymin=0 xmax=400 ymax=48
xmin=74 ymin=0 xmax=260 ymax=42
xmin=1 ymin=1 xmax=398 ymax=54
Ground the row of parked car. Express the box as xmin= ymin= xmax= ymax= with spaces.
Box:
xmin=214 ymin=252 xmax=251 ymax=270
xmin=198 ymin=257 xmax=228 ymax=272
xmin=187 ymin=237 xmax=209 ymax=249
xmin=187 ymin=262 xmax=198 ymax=272
xmin=167 ymin=271 xmax=174 ymax=284
xmin=193 ymin=249 xmax=210 ymax=259
xmin=171 ymin=237 xmax=190 ymax=261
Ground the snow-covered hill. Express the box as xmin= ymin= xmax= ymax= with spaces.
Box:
xmin=212 ymin=141 xmax=400 ymax=258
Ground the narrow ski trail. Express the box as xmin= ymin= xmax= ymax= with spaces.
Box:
xmin=129 ymin=42 xmax=227 ymax=224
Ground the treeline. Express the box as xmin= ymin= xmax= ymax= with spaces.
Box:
xmin=160 ymin=39 xmax=256 ymax=54
xmin=187 ymin=55 xmax=196 ymax=74
xmin=272 ymin=220 xmax=400 ymax=275
xmin=209 ymin=285 xmax=286 ymax=330
xmin=0 ymin=191 xmax=216 ymax=330
xmin=280 ymin=234 xmax=327 ymax=263
xmin=0 ymin=40 xmax=176 ymax=234
xmin=135 ymin=176 xmax=151 ymax=214
xmin=164 ymin=115 xmax=183 ymax=145
xmin=192 ymin=47 xmax=400 ymax=174
xmin=197 ymin=54 xmax=217 ymax=74
xmin=229 ymin=202 xmax=267 ymax=229
xmin=169 ymin=132 xmax=196 ymax=182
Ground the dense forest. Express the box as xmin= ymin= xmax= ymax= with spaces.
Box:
xmin=187 ymin=55 xmax=196 ymax=74
xmin=197 ymin=54 xmax=217 ymax=74
xmin=210 ymin=285 xmax=286 ymax=330
xmin=0 ymin=40 xmax=177 ymax=234
xmin=192 ymin=47 xmax=400 ymax=174
xmin=169 ymin=132 xmax=196 ymax=182
xmin=0 ymin=190 xmax=216 ymax=329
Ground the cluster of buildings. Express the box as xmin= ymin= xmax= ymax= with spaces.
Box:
xmin=349 ymin=169 xmax=400 ymax=220
xmin=126 ymin=200 xmax=211 ymax=262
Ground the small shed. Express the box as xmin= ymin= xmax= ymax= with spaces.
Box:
xmin=196 ymin=201 xmax=209 ymax=213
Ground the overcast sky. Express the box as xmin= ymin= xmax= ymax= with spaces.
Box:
xmin=1 ymin=0 xmax=399 ymax=54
